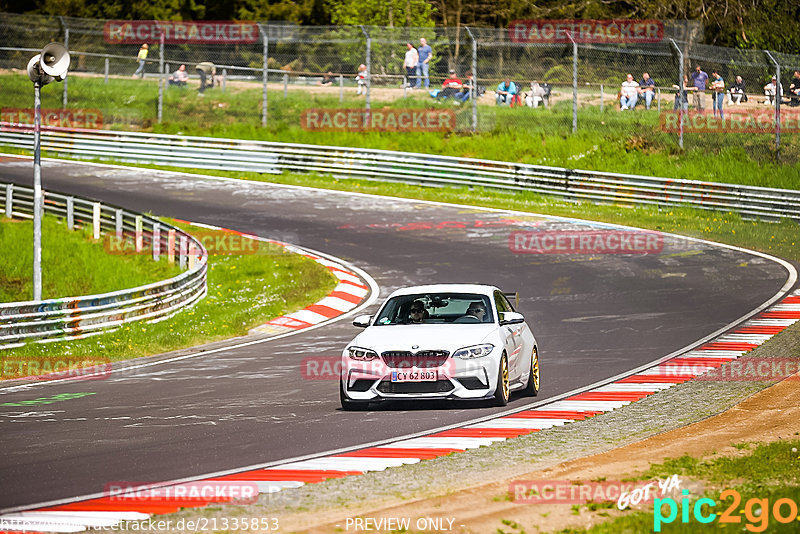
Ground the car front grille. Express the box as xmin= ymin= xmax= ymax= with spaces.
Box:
xmin=381 ymin=350 xmax=449 ymax=368
xmin=377 ymin=380 xmax=455 ymax=394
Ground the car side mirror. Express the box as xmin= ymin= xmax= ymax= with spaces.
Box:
xmin=499 ymin=311 xmax=525 ymax=325
xmin=352 ymin=314 xmax=372 ymax=328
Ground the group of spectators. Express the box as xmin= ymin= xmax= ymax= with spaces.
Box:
xmin=134 ymin=43 xmax=218 ymax=94
xmin=626 ymin=66 xmax=800 ymax=119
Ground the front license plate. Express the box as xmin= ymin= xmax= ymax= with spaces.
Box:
xmin=391 ymin=369 xmax=437 ymax=382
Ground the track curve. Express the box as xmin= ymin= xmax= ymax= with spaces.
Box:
xmin=0 ymin=156 xmax=794 ymax=511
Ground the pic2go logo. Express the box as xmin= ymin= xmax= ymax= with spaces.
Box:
xmin=654 ymin=489 xmax=800 ymax=532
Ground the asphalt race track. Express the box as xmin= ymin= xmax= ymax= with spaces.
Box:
xmin=0 ymin=156 xmax=794 ymax=511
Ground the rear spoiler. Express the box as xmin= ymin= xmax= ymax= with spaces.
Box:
xmin=503 ymin=292 xmax=519 ymax=309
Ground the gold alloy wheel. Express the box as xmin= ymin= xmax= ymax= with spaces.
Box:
xmin=500 ymin=355 xmax=510 ymax=401
xmin=532 ymin=348 xmax=540 ymax=392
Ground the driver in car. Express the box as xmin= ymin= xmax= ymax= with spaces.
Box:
xmin=466 ymin=302 xmax=487 ymax=322
xmin=408 ymin=300 xmax=428 ymax=323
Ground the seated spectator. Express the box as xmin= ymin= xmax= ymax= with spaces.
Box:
xmin=620 ymin=73 xmax=639 ymax=110
xmin=196 ymin=62 xmax=216 ymax=94
xmin=436 ymin=69 xmax=463 ymax=101
xmin=727 ymin=75 xmax=747 ymax=105
xmin=763 ymin=76 xmax=782 ymax=105
xmin=495 ymin=78 xmax=517 ymax=106
xmin=168 ymin=64 xmax=189 ymax=87
xmin=525 ymin=81 xmax=547 ymax=108
xmin=789 ymin=70 xmax=800 ymax=107
xmin=638 ymin=72 xmax=656 ymax=109
xmin=356 ymin=64 xmax=367 ymax=95
xmin=319 ymin=71 xmax=334 ymax=85
xmin=455 ymin=73 xmax=474 ymax=103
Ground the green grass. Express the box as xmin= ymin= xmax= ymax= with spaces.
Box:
xmin=1 ymin=219 xmax=338 ymax=369
xmin=0 ymin=215 xmax=181 ymax=302
xmin=557 ymin=439 xmax=800 ymax=534
xmin=2 ymin=72 xmax=799 ymax=188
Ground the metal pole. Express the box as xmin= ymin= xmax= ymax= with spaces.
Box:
xmin=157 ymin=31 xmax=164 ymax=124
xmin=360 ymin=26 xmax=371 ymax=126
xmin=60 ymin=19 xmax=69 ymax=110
xmin=5 ymin=184 xmax=12 ymax=218
xmin=258 ymin=23 xmax=268 ymax=128
xmin=222 ymin=68 xmax=227 ymax=93
xmin=283 ymin=73 xmax=288 ymax=98
xmin=670 ymin=39 xmax=684 ymax=149
xmin=657 ymin=87 xmax=661 ymax=113
xmin=600 ymin=84 xmax=604 ymax=113
xmin=765 ymin=50 xmax=781 ymax=157
xmin=403 ymin=76 xmax=407 ymax=98
xmin=33 ymin=81 xmax=42 ymax=301
xmin=339 ymin=74 xmax=344 ymax=102
xmin=104 ymin=57 xmax=109 ymax=84
xmin=465 ymin=27 xmax=478 ymax=133
xmin=571 ymin=35 xmax=578 ymax=134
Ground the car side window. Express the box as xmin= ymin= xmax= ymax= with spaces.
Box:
xmin=494 ymin=291 xmax=511 ymax=314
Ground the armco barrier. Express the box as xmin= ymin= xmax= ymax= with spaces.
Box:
xmin=1 ymin=125 xmax=799 ymax=221
xmin=0 ymin=180 xmax=207 ymax=347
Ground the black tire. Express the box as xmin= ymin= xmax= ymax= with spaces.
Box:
xmin=340 ymin=380 xmax=370 ymax=411
xmin=491 ymin=354 xmax=510 ymax=407
xmin=521 ymin=347 xmax=540 ymax=397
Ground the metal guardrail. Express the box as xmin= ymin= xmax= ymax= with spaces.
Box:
xmin=1 ymin=125 xmax=799 ymax=221
xmin=0 ymin=179 xmax=207 ymax=347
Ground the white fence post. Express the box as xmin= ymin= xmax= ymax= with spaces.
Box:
xmin=188 ymin=242 xmax=196 ymax=270
xmin=115 ymin=208 xmax=123 ymax=238
xmin=135 ymin=215 xmax=143 ymax=252
xmin=168 ymin=228 xmax=176 ymax=264
xmin=66 ymin=196 xmax=74 ymax=229
xmin=92 ymin=202 xmax=101 ymax=240
xmin=179 ymin=235 xmax=187 ymax=269
xmin=4 ymin=183 xmax=11 ymax=218
xmin=152 ymin=223 xmax=161 ymax=261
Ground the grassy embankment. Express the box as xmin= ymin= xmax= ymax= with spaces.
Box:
xmin=560 ymin=439 xmax=800 ymax=533
xmin=1 ymin=72 xmax=799 ymax=188
xmin=0 ymin=216 xmax=337 ymax=370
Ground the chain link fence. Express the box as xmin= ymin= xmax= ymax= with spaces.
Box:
xmin=1 ymin=13 xmax=798 ymax=163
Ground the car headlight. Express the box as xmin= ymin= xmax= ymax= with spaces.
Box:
xmin=453 ymin=344 xmax=495 ymax=359
xmin=347 ymin=346 xmax=379 ymax=361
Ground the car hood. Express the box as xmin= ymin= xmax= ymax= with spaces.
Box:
xmin=350 ymin=324 xmax=496 ymax=353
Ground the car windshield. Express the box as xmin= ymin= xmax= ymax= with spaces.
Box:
xmin=374 ymin=293 xmax=494 ymax=325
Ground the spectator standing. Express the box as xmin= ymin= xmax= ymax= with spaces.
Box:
xmin=690 ymin=65 xmax=708 ymax=111
xmin=727 ymin=75 xmax=747 ymax=105
xmin=403 ymin=43 xmax=418 ymax=88
xmin=620 ymin=73 xmax=639 ymax=110
xmin=416 ymin=37 xmax=432 ymax=89
xmin=196 ymin=62 xmax=215 ymax=94
xmin=672 ymin=75 xmax=694 ymax=111
xmin=168 ymin=64 xmax=188 ymax=86
xmin=356 ymin=64 xmax=367 ymax=95
xmin=436 ymin=69 xmax=462 ymax=101
xmin=710 ymin=71 xmax=725 ymax=119
xmin=789 ymin=70 xmax=800 ymax=107
xmin=132 ymin=44 xmax=148 ymax=78
xmin=763 ymin=76 xmax=782 ymax=105
xmin=495 ymin=78 xmax=517 ymax=106
xmin=638 ymin=72 xmax=655 ymax=109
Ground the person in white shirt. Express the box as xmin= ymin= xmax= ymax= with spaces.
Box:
xmin=764 ymin=76 xmax=782 ymax=105
xmin=620 ymin=73 xmax=639 ymax=110
xmin=403 ymin=43 xmax=418 ymax=88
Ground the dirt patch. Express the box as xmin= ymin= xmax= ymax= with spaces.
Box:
xmin=279 ymin=375 xmax=800 ymax=533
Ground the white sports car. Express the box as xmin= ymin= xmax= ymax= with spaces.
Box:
xmin=340 ymin=284 xmax=540 ymax=410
